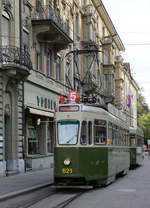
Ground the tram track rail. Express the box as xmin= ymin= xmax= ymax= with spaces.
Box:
xmin=51 ymin=191 xmax=86 ymax=208
xmin=0 ymin=183 xmax=89 ymax=208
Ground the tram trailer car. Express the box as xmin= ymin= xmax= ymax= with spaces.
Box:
xmin=54 ymin=103 xmax=130 ymax=188
xmin=129 ymin=127 xmax=144 ymax=168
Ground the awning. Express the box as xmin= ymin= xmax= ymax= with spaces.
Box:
xmin=27 ymin=107 xmax=54 ymax=117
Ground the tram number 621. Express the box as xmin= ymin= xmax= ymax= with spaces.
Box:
xmin=62 ymin=168 xmax=72 ymax=174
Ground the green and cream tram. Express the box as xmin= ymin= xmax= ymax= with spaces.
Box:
xmin=129 ymin=127 xmax=144 ymax=168
xmin=54 ymin=103 xmax=130 ymax=188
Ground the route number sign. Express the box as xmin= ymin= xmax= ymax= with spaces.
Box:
xmin=67 ymin=91 xmax=79 ymax=103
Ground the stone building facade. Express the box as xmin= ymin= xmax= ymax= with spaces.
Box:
xmin=0 ymin=0 xmax=32 ymax=176
xmin=0 ymin=0 xmax=138 ymax=176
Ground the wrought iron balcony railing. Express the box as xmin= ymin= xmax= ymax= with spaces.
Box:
xmin=32 ymin=5 xmax=70 ymax=37
xmin=0 ymin=46 xmax=32 ymax=70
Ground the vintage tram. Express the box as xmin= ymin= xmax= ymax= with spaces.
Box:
xmin=129 ymin=127 xmax=144 ymax=168
xmin=54 ymin=97 xmax=130 ymax=188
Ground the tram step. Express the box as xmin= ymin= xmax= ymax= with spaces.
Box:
xmin=51 ymin=185 xmax=93 ymax=189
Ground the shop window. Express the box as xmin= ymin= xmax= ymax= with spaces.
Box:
xmin=47 ymin=121 xmax=54 ymax=153
xmin=27 ymin=115 xmax=55 ymax=155
xmin=27 ymin=125 xmax=39 ymax=155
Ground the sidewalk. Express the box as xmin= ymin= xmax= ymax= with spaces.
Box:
xmin=0 ymin=167 xmax=54 ymax=201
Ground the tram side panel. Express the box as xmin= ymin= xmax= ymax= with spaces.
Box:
xmin=79 ymin=147 xmax=108 ymax=182
xmin=130 ymin=147 xmax=144 ymax=168
xmin=108 ymin=147 xmax=130 ymax=179
xmin=136 ymin=147 xmax=144 ymax=165
xmin=130 ymin=147 xmax=136 ymax=167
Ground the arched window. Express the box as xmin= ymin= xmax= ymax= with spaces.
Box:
xmin=2 ymin=11 xmax=10 ymax=46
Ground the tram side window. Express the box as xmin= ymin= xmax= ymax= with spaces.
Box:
xmin=112 ymin=125 xmax=116 ymax=145
xmin=108 ymin=122 xmax=113 ymax=145
xmin=130 ymin=135 xmax=136 ymax=147
xmin=137 ymin=136 xmax=143 ymax=147
xmin=94 ymin=120 xmax=106 ymax=145
xmin=88 ymin=121 xmax=92 ymax=145
xmin=80 ymin=121 xmax=87 ymax=145
xmin=122 ymin=130 xmax=125 ymax=146
xmin=115 ymin=127 xmax=119 ymax=146
xmin=118 ymin=128 xmax=121 ymax=146
xmin=120 ymin=129 xmax=123 ymax=146
xmin=123 ymin=130 xmax=129 ymax=146
xmin=125 ymin=132 xmax=129 ymax=146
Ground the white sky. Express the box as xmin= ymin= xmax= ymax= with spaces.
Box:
xmin=102 ymin=0 xmax=150 ymax=107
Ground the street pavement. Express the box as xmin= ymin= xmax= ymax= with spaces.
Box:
xmin=0 ymin=155 xmax=149 ymax=206
xmin=0 ymin=167 xmax=54 ymax=201
xmin=67 ymin=155 xmax=150 ymax=208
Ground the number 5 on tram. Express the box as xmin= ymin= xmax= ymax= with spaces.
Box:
xmin=54 ymin=103 xmax=130 ymax=188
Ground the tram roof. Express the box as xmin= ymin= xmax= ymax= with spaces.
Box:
xmin=129 ymin=127 xmax=144 ymax=137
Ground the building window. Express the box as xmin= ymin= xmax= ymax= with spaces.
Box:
xmin=65 ymin=59 xmax=71 ymax=87
xmin=103 ymin=48 xmax=109 ymax=65
xmin=91 ymin=24 xmax=96 ymax=42
xmin=102 ymin=26 xmax=105 ymax=38
xmin=36 ymin=52 xmax=41 ymax=71
xmin=104 ymin=74 xmax=108 ymax=89
xmin=47 ymin=52 xmax=52 ymax=77
xmin=23 ymin=29 xmax=29 ymax=51
xmin=56 ymin=55 xmax=61 ymax=81
xmin=36 ymin=0 xmax=41 ymax=12
xmin=75 ymin=13 xmax=80 ymax=40
xmin=36 ymin=42 xmax=41 ymax=71
xmin=66 ymin=19 xmax=70 ymax=35
xmin=2 ymin=11 xmax=10 ymax=46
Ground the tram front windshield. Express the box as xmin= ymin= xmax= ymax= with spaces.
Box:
xmin=57 ymin=121 xmax=79 ymax=145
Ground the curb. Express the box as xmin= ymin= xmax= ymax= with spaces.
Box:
xmin=0 ymin=182 xmax=52 ymax=201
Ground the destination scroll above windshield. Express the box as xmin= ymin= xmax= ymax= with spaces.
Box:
xmin=59 ymin=105 xmax=79 ymax=112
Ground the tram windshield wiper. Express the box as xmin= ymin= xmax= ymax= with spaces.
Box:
xmin=66 ymin=134 xmax=77 ymax=144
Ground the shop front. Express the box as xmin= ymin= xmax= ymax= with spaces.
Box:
xmin=24 ymin=83 xmax=58 ymax=171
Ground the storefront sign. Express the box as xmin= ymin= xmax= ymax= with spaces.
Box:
xmin=37 ymin=96 xmax=53 ymax=110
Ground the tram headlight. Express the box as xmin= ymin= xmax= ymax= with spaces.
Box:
xmin=64 ymin=158 xmax=71 ymax=166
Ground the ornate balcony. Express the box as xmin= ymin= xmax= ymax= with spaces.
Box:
xmin=32 ymin=5 xmax=73 ymax=51
xmin=0 ymin=46 xmax=32 ymax=79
